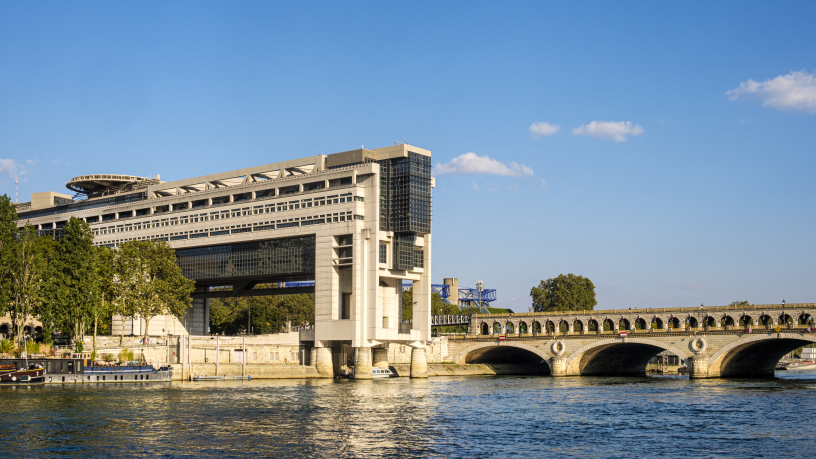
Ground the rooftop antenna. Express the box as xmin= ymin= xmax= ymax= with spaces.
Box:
xmin=393 ymin=140 xmax=409 ymax=145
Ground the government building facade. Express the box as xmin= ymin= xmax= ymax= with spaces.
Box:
xmin=14 ymin=143 xmax=433 ymax=374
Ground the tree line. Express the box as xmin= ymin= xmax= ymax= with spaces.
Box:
xmin=0 ymin=195 xmax=194 ymax=350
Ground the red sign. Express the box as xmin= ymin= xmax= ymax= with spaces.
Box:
xmin=619 ymin=332 xmax=628 ymax=337
xmin=499 ymin=335 xmax=506 ymax=341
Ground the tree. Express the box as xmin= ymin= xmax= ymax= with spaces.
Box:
xmin=0 ymin=195 xmax=18 ymax=321
xmin=402 ymin=288 xmax=413 ymax=320
xmin=116 ymin=241 xmax=195 ymax=342
xmin=92 ymin=246 xmax=116 ymax=349
xmin=729 ymin=300 xmax=750 ymax=307
xmin=53 ymin=217 xmax=99 ymax=344
xmin=209 ymin=288 xmax=315 ymax=335
xmin=530 ymin=274 xmax=597 ymax=312
xmin=431 ymin=293 xmax=458 ymax=315
xmin=7 ymin=224 xmax=50 ymax=345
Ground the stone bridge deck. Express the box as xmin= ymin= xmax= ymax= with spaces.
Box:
xmin=445 ymin=303 xmax=816 ymax=379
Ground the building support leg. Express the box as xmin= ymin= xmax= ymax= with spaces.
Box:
xmin=309 ymin=347 xmax=317 ymax=367
xmin=410 ymin=347 xmax=428 ymax=378
xmin=315 ymin=347 xmax=333 ymax=377
xmin=352 ymin=347 xmax=373 ymax=379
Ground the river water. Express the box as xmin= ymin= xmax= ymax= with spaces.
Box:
xmin=2 ymin=372 xmax=815 ymax=458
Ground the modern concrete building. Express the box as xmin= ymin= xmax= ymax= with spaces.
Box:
xmin=15 ymin=143 xmax=434 ymax=377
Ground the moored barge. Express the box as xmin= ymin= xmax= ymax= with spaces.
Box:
xmin=0 ymin=359 xmax=173 ymax=384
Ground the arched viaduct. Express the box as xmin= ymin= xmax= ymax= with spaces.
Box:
xmin=445 ymin=303 xmax=816 ymax=378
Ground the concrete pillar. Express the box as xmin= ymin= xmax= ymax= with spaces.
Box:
xmin=215 ymin=336 xmax=220 ymax=376
xmin=568 ymin=322 xmax=574 ymax=333
xmin=373 ymin=348 xmax=388 ymax=368
xmin=353 ymin=347 xmax=373 ymax=379
xmin=187 ymin=334 xmax=192 ymax=380
xmin=410 ymin=348 xmax=428 ymax=378
xmin=242 ymin=337 xmax=246 ymax=377
xmin=309 ymin=347 xmax=317 ymax=367
xmin=315 ymin=347 xmax=333 ymax=377
xmin=550 ymin=357 xmax=568 ymax=377
xmin=688 ymin=357 xmax=710 ymax=379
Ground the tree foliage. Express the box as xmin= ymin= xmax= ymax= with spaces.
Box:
xmin=115 ymin=240 xmax=195 ymax=341
xmin=210 ymin=289 xmax=315 ymax=335
xmin=530 ymin=274 xmax=597 ymax=312
xmin=0 ymin=198 xmax=196 ymax=347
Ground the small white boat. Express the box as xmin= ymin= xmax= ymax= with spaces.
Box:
xmin=372 ymin=366 xmax=394 ymax=378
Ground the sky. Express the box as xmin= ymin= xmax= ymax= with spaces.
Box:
xmin=1 ymin=2 xmax=814 ymax=311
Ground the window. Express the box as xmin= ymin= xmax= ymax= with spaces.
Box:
xmin=379 ymin=243 xmax=387 ymax=264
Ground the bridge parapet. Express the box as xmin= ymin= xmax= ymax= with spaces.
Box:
xmin=473 ymin=302 xmax=816 ymax=319
xmin=467 ymin=303 xmax=816 ymax=336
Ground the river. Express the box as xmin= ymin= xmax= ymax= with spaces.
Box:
xmin=2 ymin=372 xmax=815 ymax=458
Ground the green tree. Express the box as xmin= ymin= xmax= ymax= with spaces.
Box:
xmin=431 ymin=293 xmax=458 ymax=315
xmin=34 ymin=235 xmax=60 ymax=344
xmin=729 ymin=300 xmax=750 ymax=307
xmin=8 ymin=224 xmax=50 ymax=345
xmin=0 ymin=195 xmax=19 ymax=321
xmin=402 ymin=288 xmax=413 ymax=321
xmin=116 ymin=240 xmax=195 ymax=342
xmin=530 ymin=274 xmax=597 ymax=312
xmin=92 ymin=246 xmax=116 ymax=349
xmin=209 ymin=288 xmax=315 ymax=335
xmin=53 ymin=217 xmax=99 ymax=344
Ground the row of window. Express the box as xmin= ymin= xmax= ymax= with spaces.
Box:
xmin=92 ymin=193 xmax=361 ymax=236
xmin=93 ymin=212 xmax=363 ymax=247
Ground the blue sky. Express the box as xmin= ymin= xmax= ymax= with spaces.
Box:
xmin=1 ymin=2 xmax=814 ymax=311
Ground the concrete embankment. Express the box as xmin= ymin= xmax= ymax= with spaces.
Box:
xmin=171 ymin=363 xmax=321 ymax=380
xmin=390 ymin=363 xmax=549 ymax=377
xmin=172 ymin=363 xmax=544 ymax=380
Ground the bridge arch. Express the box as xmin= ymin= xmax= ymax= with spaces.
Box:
xmin=564 ymin=338 xmax=690 ymax=376
xmin=707 ymin=332 xmax=816 ymax=378
xmin=452 ymin=342 xmax=552 ymax=375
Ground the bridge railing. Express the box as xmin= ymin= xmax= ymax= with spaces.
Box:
xmin=431 ymin=315 xmax=471 ymax=326
xmin=473 ymin=302 xmax=816 ymax=318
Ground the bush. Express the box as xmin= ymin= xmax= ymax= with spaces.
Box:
xmin=27 ymin=341 xmax=41 ymax=355
xmin=90 ymin=349 xmax=97 ymax=361
xmin=76 ymin=341 xmax=84 ymax=353
xmin=104 ymin=353 xmax=115 ymax=362
xmin=0 ymin=338 xmax=12 ymax=354
xmin=118 ymin=348 xmax=134 ymax=363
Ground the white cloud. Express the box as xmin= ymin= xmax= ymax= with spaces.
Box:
xmin=0 ymin=159 xmax=25 ymax=181
xmin=529 ymin=122 xmax=560 ymax=138
xmin=472 ymin=181 xmax=479 ymax=190
xmin=435 ymin=152 xmax=534 ymax=177
xmin=572 ymin=120 xmax=644 ymax=142
xmin=727 ymin=70 xmax=816 ymax=113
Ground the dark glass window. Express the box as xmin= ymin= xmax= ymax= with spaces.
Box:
xmin=379 ymin=243 xmax=387 ymax=264
xmin=175 ymin=236 xmax=316 ymax=281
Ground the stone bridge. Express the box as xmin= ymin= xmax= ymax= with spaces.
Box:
xmin=445 ymin=302 xmax=816 ymax=378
